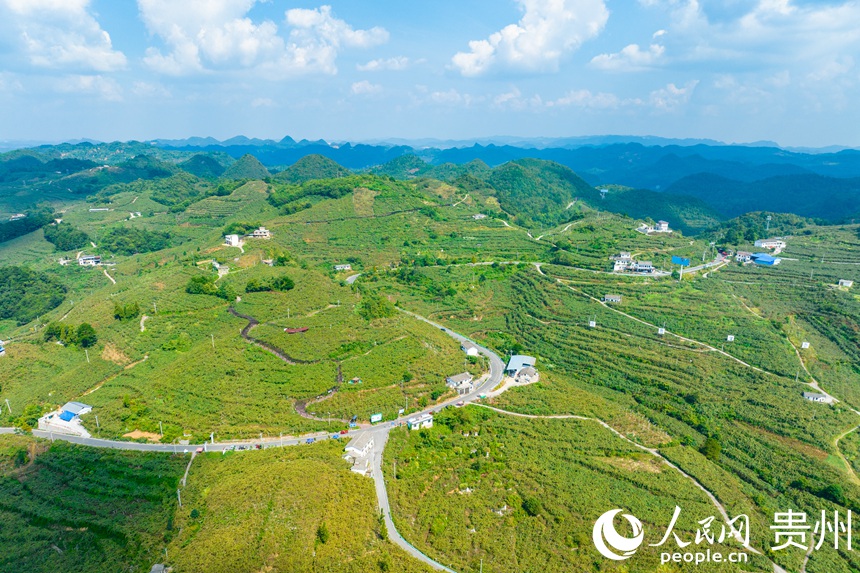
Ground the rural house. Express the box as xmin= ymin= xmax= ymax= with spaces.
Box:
xmin=407 ymin=413 xmax=434 ymax=430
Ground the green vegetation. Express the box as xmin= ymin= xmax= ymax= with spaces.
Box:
xmin=42 ymin=222 xmax=90 ymax=251
xmin=0 ymin=266 xmax=66 ymax=324
xmin=113 ymin=301 xmax=140 ymax=321
xmin=167 ymin=441 xmax=432 ymax=573
xmin=0 ymin=209 xmax=55 ymax=244
xmin=186 ymin=274 xmax=234 ymax=300
xmin=222 ymin=153 xmax=271 ymax=180
xmin=276 ymin=154 xmax=352 ymax=183
xmin=44 ymin=321 xmax=97 ymax=347
xmin=100 ymin=226 xmax=171 ymax=255
xmin=245 ymin=275 xmax=294 ymax=293
xmin=0 ymin=439 xmax=185 ymax=573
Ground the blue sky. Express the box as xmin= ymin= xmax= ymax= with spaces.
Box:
xmin=0 ymin=0 xmax=858 ymax=147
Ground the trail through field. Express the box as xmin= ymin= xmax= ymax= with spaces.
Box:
xmin=140 ymin=315 xmax=148 ymax=332
xmin=80 ymin=355 xmax=148 ymax=397
xmin=103 ymin=269 xmax=116 ymax=284
xmin=451 ymin=193 xmax=469 ymax=207
xmin=228 ymin=307 xmax=315 ymax=365
xmin=90 ymin=241 xmax=97 ymax=248
xmin=474 ymin=404 xmax=787 ymax=573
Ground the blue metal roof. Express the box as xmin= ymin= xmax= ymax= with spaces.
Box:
xmin=506 ymin=355 xmax=536 ymax=373
xmin=59 ymin=410 xmax=76 ymax=422
xmin=751 ymin=253 xmax=780 ymax=265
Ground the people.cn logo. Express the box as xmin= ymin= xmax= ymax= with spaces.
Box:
xmin=593 ymin=509 xmax=645 ymax=560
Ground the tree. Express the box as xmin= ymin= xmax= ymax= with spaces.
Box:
xmin=700 ymin=437 xmax=721 ymax=462
xmin=270 ymin=276 xmax=295 ymax=291
xmin=316 ymin=522 xmax=329 ymax=544
xmin=76 ymin=323 xmax=97 ymax=347
xmin=522 ymin=497 xmax=542 ymax=516
xmin=113 ymin=301 xmax=140 ymax=321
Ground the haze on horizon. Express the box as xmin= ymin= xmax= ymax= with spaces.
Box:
xmin=0 ymin=0 xmax=858 ymax=148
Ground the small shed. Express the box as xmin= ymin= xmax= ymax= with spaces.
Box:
xmin=803 ymin=392 xmax=829 ymax=403
xmin=838 ymin=279 xmax=854 ymax=288
xmin=461 ymin=341 xmax=479 ymax=357
xmin=603 ymin=294 xmax=623 ymax=303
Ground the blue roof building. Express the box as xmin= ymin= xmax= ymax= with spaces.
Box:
xmin=58 ymin=410 xmax=76 ymax=422
xmin=751 ymin=253 xmax=781 ymax=266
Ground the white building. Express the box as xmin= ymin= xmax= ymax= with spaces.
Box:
xmin=516 ymin=366 xmax=538 ymax=384
xmin=803 ymin=392 xmax=830 ymax=403
xmin=249 ymin=227 xmax=271 ymax=239
xmin=407 ymin=413 xmax=434 ymax=430
xmin=754 ymin=238 xmax=786 ymax=250
xmin=603 ymin=294 xmax=623 ymax=304
xmin=461 ymin=341 xmax=479 ymax=357
xmin=736 ymin=251 xmax=753 ymax=263
xmin=334 ymin=264 xmax=352 ymax=271
xmin=505 ymin=355 xmax=536 ymax=377
xmin=78 ymin=255 xmax=101 ymax=266
xmin=224 ymin=234 xmax=241 ymax=247
xmin=632 ymin=261 xmax=654 ymax=273
xmin=472 ymin=213 xmax=487 ymax=220
xmin=838 ymin=279 xmax=854 ymax=288
xmin=654 ymin=221 xmax=671 ymax=233
xmin=344 ymin=433 xmax=374 ymax=458
xmin=37 ymin=401 xmax=93 ymax=438
xmin=9 ymin=213 xmax=26 ymax=221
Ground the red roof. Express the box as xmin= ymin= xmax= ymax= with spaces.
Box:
xmin=284 ymin=327 xmax=309 ymax=334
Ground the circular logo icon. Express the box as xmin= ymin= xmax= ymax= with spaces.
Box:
xmin=592 ymin=509 xmax=645 ymax=560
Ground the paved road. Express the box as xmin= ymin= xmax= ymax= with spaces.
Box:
xmin=0 ymin=428 xmax=16 ymax=435
xmin=345 ymin=273 xmax=362 ymax=284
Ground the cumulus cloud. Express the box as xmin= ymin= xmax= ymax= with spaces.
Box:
xmin=451 ymin=0 xmax=609 ymax=76
xmin=0 ymin=0 xmax=126 ymax=72
xmin=350 ymin=80 xmax=382 ymax=95
xmin=138 ymin=1 xmax=388 ymax=76
xmin=357 ymin=56 xmax=412 ymax=72
xmin=547 ymin=89 xmax=622 ymax=109
xmin=590 ymin=42 xmax=665 ymax=71
xmin=648 ymin=80 xmax=698 ymax=110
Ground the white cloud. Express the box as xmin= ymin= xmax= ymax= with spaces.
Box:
xmin=451 ymin=0 xmax=609 ymax=76
xmin=251 ymin=97 xmax=275 ymax=107
xmin=590 ymin=42 xmax=665 ymax=71
xmin=357 ymin=56 xmax=412 ymax=72
xmin=0 ymin=0 xmax=126 ymax=72
xmin=138 ymin=1 xmax=388 ymax=76
xmin=350 ymin=80 xmax=382 ymax=95
xmin=648 ymin=80 xmax=698 ymax=111
xmin=56 ymin=74 xmax=123 ymax=101
xmin=131 ymin=81 xmax=171 ymax=98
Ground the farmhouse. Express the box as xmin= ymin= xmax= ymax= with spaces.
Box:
xmin=344 ymin=433 xmax=374 ymax=458
xmin=446 ymin=372 xmax=474 ymax=395
xmin=632 ymin=261 xmax=654 ymax=273
xmin=407 ymin=413 xmax=434 ymax=430
xmin=38 ymin=401 xmax=93 ymax=438
xmin=249 ymin=227 xmax=271 ymax=239
xmin=224 ymin=234 xmax=241 ymax=247
xmin=754 ymin=238 xmax=786 ymax=250
xmin=461 ymin=341 xmax=479 ymax=356
xmin=334 ymin=264 xmax=352 ymax=271
xmin=802 ymin=392 xmax=830 ymax=403
xmin=505 ymin=355 xmax=536 ymax=377
xmin=612 ymin=252 xmax=633 ymax=262
xmin=8 ymin=213 xmax=25 ymax=221
xmin=516 ymin=366 xmax=538 ymax=384
xmin=735 ymin=251 xmax=753 ymax=263
xmin=603 ymin=294 xmax=623 ymax=303
xmin=751 ymin=253 xmax=781 ymax=266
xmin=472 ymin=213 xmax=487 ymax=220
xmin=654 ymin=220 xmax=671 ymax=233
xmin=77 ymin=255 xmax=101 ymax=266
xmin=838 ymin=279 xmax=854 ymax=288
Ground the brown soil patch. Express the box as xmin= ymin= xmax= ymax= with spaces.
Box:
xmin=740 ymin=422 xmax=829 ymax=461
xmin=153 ymin=282 xmax=165 ymax=290
xmin=101 ymin=343 xmax=130 ymax=366
xmin=600 ymin=456 xmax=663 ymax=473
xmin=122 ymin=430 xmax=161 ymax=442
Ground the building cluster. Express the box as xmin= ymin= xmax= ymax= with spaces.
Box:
xmin=38 ymin=401 xmax=93 ymax=438
xmin=446 ymin=372 xmax=474 ymax=395
xmin=611 ymin=252 xmax=655 ymax=274
xmin=224 ymin=227 xmax=271 ymax=247
xmin=754 ymin=238 xmax=786 ymax=253
xmin=505 ymin=355 xmax=538 ymax=384
xmin=736 ymin=251 xmax=781 ymax=266
xmin=637 ymin=220 xmax=672 ymax=234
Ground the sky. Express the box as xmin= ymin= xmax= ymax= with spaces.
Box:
xmin=0 ymin=0 xmax=859 ymax=147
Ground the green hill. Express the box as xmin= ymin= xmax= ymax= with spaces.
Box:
xmin=222 ymin=153 xmax=270 ymax=180
xmin=275 ymin=154 xmax=351 ymax=183
xmin=179 ymin=154 xmax=226 ymax=178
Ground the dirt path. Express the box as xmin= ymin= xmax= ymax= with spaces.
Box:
xmin=103 ymin=269 xmax=116 ymax=284
xmin=140 ymin=315 xmax=148 ymax=332
xmin=228 ymin=307 xmax=315 ymax=365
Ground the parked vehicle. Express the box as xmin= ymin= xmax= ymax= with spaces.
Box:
xmin=332 ymin=434 xmax=340 ymax=439
xmin=254 ymin=444 xmax=261 ymax=450
xmin=306 ymin=438 xmax=315 ymax=444
xmin=339 ymin=429 xmax=349 ymax=435
xmin=195 ymin=447 xmax=204 ymax=454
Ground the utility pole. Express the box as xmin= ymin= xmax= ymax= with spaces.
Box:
xmin=159 ymin=421 xmax=164 ymax=438
xmin=85 ymin=349 xmax=89 ymax=363
xmin=211 ymin=334 xmax=215 ymax=349
xmin=177 ymin=488 xmax=182 ymax=508
xmin=210 ymin=432 xmax=214 ymax=444
xmin=96 ymin=415 xmax=100 ymax=431
xmin=4 ymin=398 xmax=10 ymax=415
xmin=153 ymin=301 xmax=157 ymax=314
xmin=766 ymin=215 xmax=772 ymax=232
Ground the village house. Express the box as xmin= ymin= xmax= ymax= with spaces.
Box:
xmin=407 ymin=413 xmax=434 ymax=430
xmin=505 ymin=355 xmax=536 ymax=377
xmin=632 ymin=261 xmax=654 ymax=273
xmin=654 ymin=220 xmax=671 ymax=233
xmin=334 ymin=264 xmax=352 ymax=271
xmin=472 ymin=213 xmax=487 ymax=220
xmin=249 ymin=227 xmax=271 ymax=239
xmin=803 ymin=392 xmax=830 ymax=403
xmin=344 ymin=433 xmax=374 ymax=458
xmin=461 ymin=341 xmax=479 ymax=357
xmin=603 ymin=294 xmax=623 ymax=304
xmin=516 ymin=366 xmax=538 ymax=384
xmin=77 ymin=255 xmax=101 ymax=266
xmin=735 ymin=251 xmax=753 ymax=263
xmin=224 ymin=234 xmax=241 ymax=247
xmin=751 ymin=253 xmax=781 ymax=266
xmin=446 ymin=372 xmax=474 ymax=395
xmin=754 ymin=238 xmax=786 ymax=250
